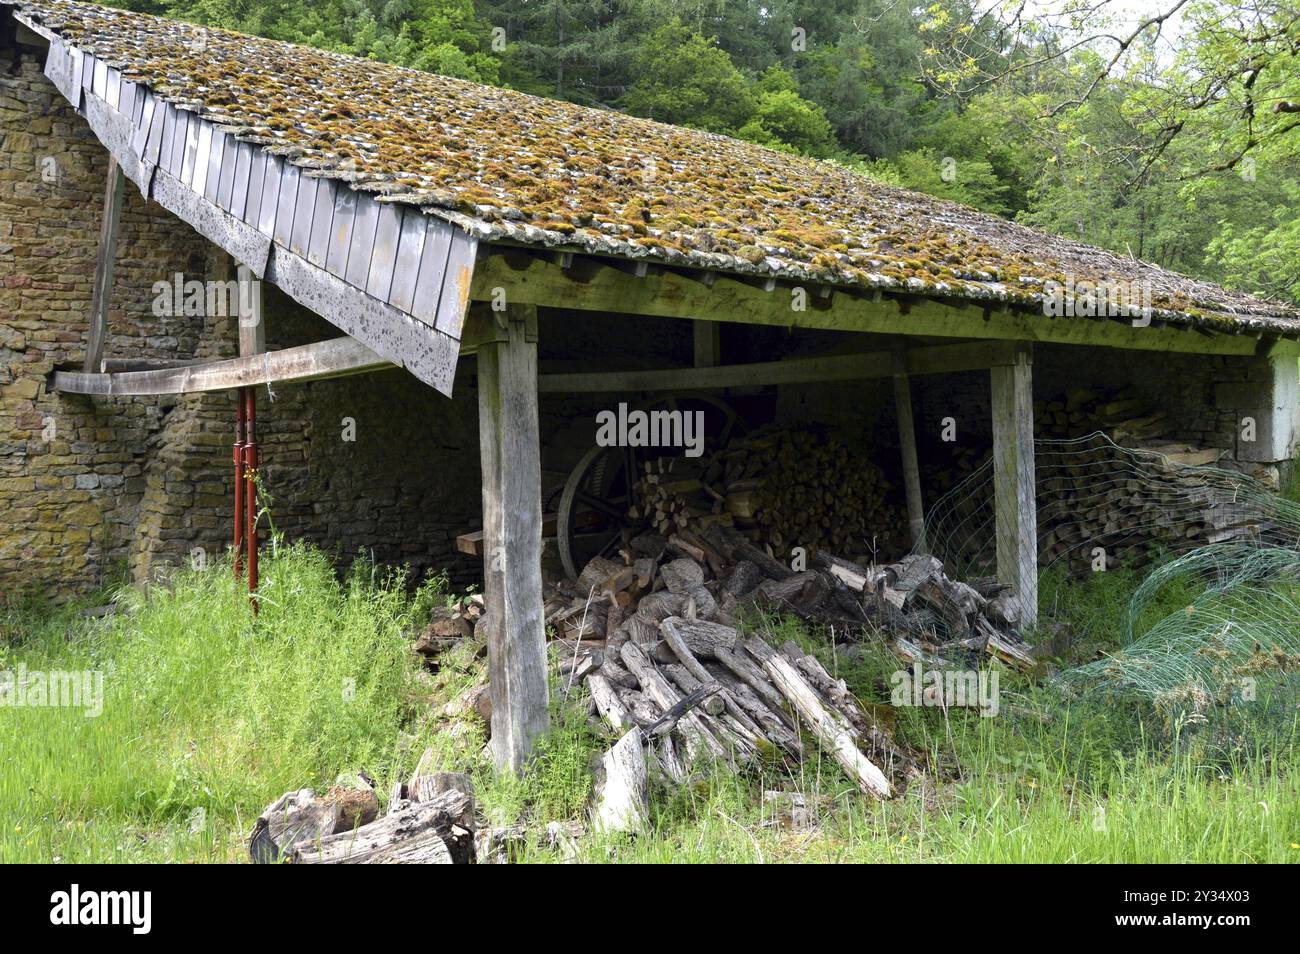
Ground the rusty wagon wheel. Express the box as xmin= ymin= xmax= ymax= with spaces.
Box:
xmin=555 ymin=394 xmax=746 ymax=580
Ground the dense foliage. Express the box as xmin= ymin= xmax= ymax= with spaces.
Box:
xmin=107 ymin=0 xmax=1300 ymax=306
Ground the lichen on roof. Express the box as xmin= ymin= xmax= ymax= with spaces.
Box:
xmin=9 ymin=0 xmax=1300 ymax=334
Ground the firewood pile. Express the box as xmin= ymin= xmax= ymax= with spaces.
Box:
xmin=1034 ymin=386 xmax=1173 ymax=443
xmin=545 ymin=522 xmax=1034 ymax=809
xmin=923 ymin=443 xmax=989 ymax=497
xmin=1036 ymin=446 xmax=1269 ymax=567
xmin=630 ymin=423 xmax=903 ymax=559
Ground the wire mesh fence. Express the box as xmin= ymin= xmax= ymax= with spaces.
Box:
xmin=921 ymin=432 xmax=1300 ymax=710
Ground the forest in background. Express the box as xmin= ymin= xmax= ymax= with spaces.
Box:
xmin=104 ymin=0 xmax=1300 ymax=307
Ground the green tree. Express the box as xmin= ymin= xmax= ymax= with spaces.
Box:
xmin=621 ymin=19 xmax=754 ymax=133
xmin=737 ymin=67 xmax=836 ymax=157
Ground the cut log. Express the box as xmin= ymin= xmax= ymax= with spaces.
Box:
xmin=620 ymin=641 xmax=727 ymax=766
xmin=660 ymin=557 xmax=706 ymax=595
xmin=743 ymin=636 xmax=892 ymax=799
xmin=588 ymin=672 xmax=635 ymax=731
xmin=248 ymin=789 xmax=340 ymax=864
xmin=661 ymin=617 xmax=766 ymax=740
xmin=326 ymin=773 xmax=380 ymax=832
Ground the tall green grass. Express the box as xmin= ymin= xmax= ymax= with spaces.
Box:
xmin=3 ymin=545 xmax=1297 ymax=863
xmin=0 ymin=543 xmax=446 ymax=863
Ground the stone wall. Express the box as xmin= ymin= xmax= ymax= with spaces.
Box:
xmin=1 ymin=41 xmax=485 ymax=600
xmin=1 ymin=43 xmax=210 ymax=599
xmin=125 ymin=291 xmax=486 ymax=591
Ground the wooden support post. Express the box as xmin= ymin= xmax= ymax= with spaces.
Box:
xmin=892 ymin=348 xmax=925 ymax=551
xmin=236 ymin=264 xmax=265 ymax=356
xmin=478 ymin=304 xmax=548 ymax=773
xmin=693 ymin=321 xmax=719 ymax=368
xmin=990 ymin=343 xmax=1037 ymax=628
xmin=84 ymin=158 xmax=126 ymax=372
xmin=236 ymin=264 xmax=265 ymax=610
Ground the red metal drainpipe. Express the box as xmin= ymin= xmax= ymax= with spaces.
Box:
xmin=233 ymin=386 xmax=245 ymax=581
xmin=244 ymin=386 xmax=259 ymax=613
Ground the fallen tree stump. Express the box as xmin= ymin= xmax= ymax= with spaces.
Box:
xmin=251 ymin=762 xmax=476 ymax=864
xmin=289 ymin=788 xmax=475 ymax=864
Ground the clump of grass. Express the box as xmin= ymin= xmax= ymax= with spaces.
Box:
xmin=1037 ymin=562 xmax=1201 ymax=662
xmin=475 ymin=684 xmax=602 ymax=830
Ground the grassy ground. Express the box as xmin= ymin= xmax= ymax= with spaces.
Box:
xmin=2 ymin=543 xmax=1298 ymax=863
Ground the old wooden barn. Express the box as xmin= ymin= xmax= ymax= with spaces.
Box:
xmin=3 ymin=0 xmax=1299 ymax=768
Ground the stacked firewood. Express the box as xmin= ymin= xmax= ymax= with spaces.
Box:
xmin=923 ymin=444 xmax=989 ymax=496
xmin=544 ymin=523 xmax=1034 ymax=806
xmin=1036 ymin=446 xmax=1266 ymax=569
xmin=1035 ymin=386 xmax=1171 ymax=443
xmin=629 ymin=457 xmax=734 ymax=535
xmin=631 ymin=423 xmax=903 ymax=560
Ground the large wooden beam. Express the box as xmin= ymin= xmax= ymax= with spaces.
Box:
xmin=477 ymin=304 xmax=548 ymax=773
xmin=53 ymin=335 xmax=389 ymax=396
xmin=473 ymin=250 xmax=1295 ymax=358
xmin=537 ymin=340 xmax=1019 ymax=393
xmin=84 ymin=158 xmax=126 ymax=372
xmin=991 ymin=343 xmax=1038 ymax=628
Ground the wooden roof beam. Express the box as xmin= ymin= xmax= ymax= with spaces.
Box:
xmin=473 ymin=248 xmax=1299 ymax=358
xmin=537 ymin=339 xmax=1019 ymax=393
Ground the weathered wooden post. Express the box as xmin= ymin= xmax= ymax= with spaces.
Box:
xmin=477 ymin=303 xmax=548 ymax=772
xmin=990 ymin=343 xmax=1037 ymax=627
xmin=84 ymin=158 xmax=125 ymax=373
xmin=891 ymin=346 xmax=925 ymax=551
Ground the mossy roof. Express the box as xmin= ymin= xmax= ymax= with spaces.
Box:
xmin=10 ymin=0 xmax=1300 ymax=335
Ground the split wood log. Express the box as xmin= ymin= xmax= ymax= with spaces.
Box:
xmin=710 ymin=665 xmax=802 ymax=753
xmin=248 ymin=789 xmax=340 ymax=864
xmin=660 ymin=557 xmax=705 ymax=595
xmin=712 ymin=642 xmax=790 ymax=718
xmin=744 ymin=636 xmax=892 ymax=799
xmin=660 ymin=617 xmax=767 ymax=740
xmin=663 ymin=663 xmax=726 ymax=715
xmin=325 ymin=774 xmax=381 ymax=832
xmin=777 ymin=642 xmax=907 ymax=770
xmin=588 ymin=672 xmax=635 ymax=731
xmin=620 ymin=641 xmax=728 ymax=766
xmin=407 ymin=770 xmax=474 ymax=818
xmin=592 ymin=728 xmax=649 ymax=834
xmin=655 ymin=734 xmax=688 ymax=785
